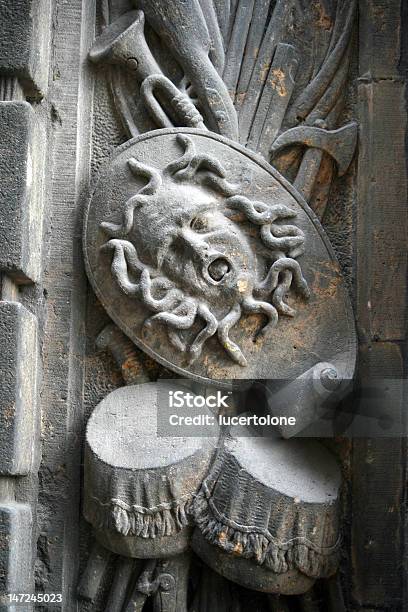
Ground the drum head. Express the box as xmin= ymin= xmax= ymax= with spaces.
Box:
xmin=85 ymin=382 xmax=214 ymax=469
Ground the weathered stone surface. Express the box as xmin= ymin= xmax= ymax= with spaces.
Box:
xmin=84 ymin=128 xmax=356 ymax=386
xmin=356 ymin=81 xmax=408 ymax=342
xmin=359 ymin=0 xmax=403 ymax=79
xmin=36 ymin=2 xmax=94 ymax=606
xmin=9 ymin=1 xmax=404 ymax=611
xmin=0 ymin=503 xmax=32 ymax=598
xmin=352 ymin=342 xmax=405 ymax=608
xmin=0 ymin=301 xmax=37 ymax=475
xmin=0 ymin=0 xmax=51 ymax=96
xmin=84 ymin=382 xmax=219 ymax=559
xmin=351 ymin=1 xmax=408 ymax=609
xmin=0 ymin=102 xmax=43 ymax=283
xmin=192 ymin=433 xmax=341 ymax=593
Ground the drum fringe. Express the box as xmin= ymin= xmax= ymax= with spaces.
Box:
xmin=192 ymin=491 xmax=340 ymax=578
xmin=84 ymin=495 xmax=193 ymax=538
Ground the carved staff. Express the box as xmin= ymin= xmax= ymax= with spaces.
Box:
xmin=237 ymin=0 xmax=296 ymax=143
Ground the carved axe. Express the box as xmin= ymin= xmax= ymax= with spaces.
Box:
xmin=270 ymin=122 xmax=358 ymax=177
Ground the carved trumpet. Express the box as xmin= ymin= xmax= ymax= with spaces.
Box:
xmin=89 ymin=10 xmax=207 ymax=131
xmin=89 ymin=10 xmax=161 ymax=81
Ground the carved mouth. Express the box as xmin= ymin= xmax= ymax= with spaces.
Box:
xmin=203 ymin=256 xmax=232 ymax=285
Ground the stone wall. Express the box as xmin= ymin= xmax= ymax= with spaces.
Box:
xmin=0 ymin=1 xmax=406 ymax=611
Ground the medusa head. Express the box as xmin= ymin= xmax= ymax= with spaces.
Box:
xmin=100 ymin=134 xmax=310 ymax=366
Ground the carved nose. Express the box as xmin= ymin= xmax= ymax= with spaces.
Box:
xmin=178 ymin=229 xmax=231 ymax=284
xmin=178 ymin=229 xmax=211 ymax=264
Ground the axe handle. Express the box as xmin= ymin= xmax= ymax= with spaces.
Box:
xmin=77 ymin=541 xmax=111 ymax=601
xmin=294 ymin=148 xmax=324 ymax=203
xmin=104 ymin=558 xmax=141 ymax=612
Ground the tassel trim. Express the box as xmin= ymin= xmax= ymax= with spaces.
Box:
xmin=192 ymin=490 xmax=340 ymax=578
xmin=85 ymin=494 xmax=193 ymax=538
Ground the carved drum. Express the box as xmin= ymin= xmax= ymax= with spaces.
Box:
xmin=83 ymin=382 xmax=220 ymax=558
xmin=191 ymin=426 xmax=342 ymax=595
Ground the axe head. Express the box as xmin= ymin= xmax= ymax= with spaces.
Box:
xmin=271 ymin=122 xmax=358 ymax=176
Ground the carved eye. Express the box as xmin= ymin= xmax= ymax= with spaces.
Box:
xmin=190 ymin=215 xmax=209 ymax=232
xmin=208 ymin=258 xmax=230 ymax=282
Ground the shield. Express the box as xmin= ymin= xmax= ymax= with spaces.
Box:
xmin=84 ymin=127 xmax=356 ymax=386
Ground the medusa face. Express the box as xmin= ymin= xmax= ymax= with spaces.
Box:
xmin=99 ymin=134 xmax=309 ymax=366
xmin=126 ymin=180 xmax=256 ymax=309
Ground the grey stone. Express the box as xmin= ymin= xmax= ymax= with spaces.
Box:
xmin=6 ymin=0 xmax=405 ymax=610
xmin=133 ymin=0 xmax=238 ymax=139
xmin=0 ymin=0 xmax=51 ymax=97
xmin=0 ymin=503 xmax=32 ymax=598
xmin=356 ymin=81 xmax=408 ymax=342
xmin=77 ymin=541 xmax=112 ymax=602
xmin=265 ymin=361 xmax=349 ymax=438
xmin=191 ymin=433 xmax=341 ymax=593
xmin=84 ymin=382 xmax=220 ymax=559
xmin=0 ymin=102 xmax=44 ymax=283
xmin=192 ymin=530 xmax=315 ymax=596
xmin=0 ymin=301 xmax=37 ymax=476
xmin=358 ymin=0 xmax=404 ymax=80
xmin=84 ymin=128 xmax=356 ymax=386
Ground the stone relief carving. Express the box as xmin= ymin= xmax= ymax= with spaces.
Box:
xmin=85 ymin=128 xmax=355 ymax=385
xmin=95 ymin=132 xmax=310 ymax=367
xmin=84 ymin=383 xmax=220 ymax=555
xmin=191 ymin=432 xmax=342 ymax=594
xmin=79 ymin=1 xmax=358 ymax=609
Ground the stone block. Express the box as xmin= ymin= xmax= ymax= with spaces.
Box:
xmin=0 ymin=301 xmax=37 ymax=476
xmin=359 ymin=0 xmax=403 ymax=80
xmin=0 ymin=504 xmax=32 ymax=602
xmin=356 ymin=81 xmax=408 ymax=342
xmin=0 ymin=102 xmax=44 ymax=284
xmin=0 ymin=0 xmax=51 ymax=96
